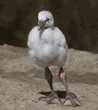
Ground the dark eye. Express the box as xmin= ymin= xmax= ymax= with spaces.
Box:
xmin=46 ymin=18 xmax=49 ymax=21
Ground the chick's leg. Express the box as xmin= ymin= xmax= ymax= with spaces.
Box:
xmin=59 ymin=68 xmax=82 ymax=107
xmin=39 ymin=67 xmax=62 ymax=105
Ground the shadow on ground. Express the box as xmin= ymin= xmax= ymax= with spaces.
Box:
xmin=38 ymin=91 xmax=79 ymax=100
xmin=38 ymin=91 xmax=66 ymax=99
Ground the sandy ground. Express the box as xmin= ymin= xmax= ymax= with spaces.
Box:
xmin=0 ymin=44 xmax=98 ymax=110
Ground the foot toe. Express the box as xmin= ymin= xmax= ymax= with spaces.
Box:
xmin=38 ymin=92 xmax=63 ymax=105
xmin=47 ymin=98 xmax=61 ymax=104
xmin=63 ymin=98 xmax=81 ymax=106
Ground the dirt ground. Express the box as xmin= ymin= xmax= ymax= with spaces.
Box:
xmin=0 ymin=44 xmax=98 ymax=110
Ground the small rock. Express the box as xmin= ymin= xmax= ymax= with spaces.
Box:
xmin=19 ymin=84 xmax=22 ymax=86
xmin=47 ymin=88 xmax=50 ymax=91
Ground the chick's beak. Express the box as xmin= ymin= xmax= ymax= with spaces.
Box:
xmin=38 ymin=20 xmax=46 ymax=31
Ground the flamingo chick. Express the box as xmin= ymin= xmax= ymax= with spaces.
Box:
xmin=27 ymin=11 xmax=81 ymax=107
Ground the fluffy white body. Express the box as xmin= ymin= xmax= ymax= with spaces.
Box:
xmin=27 ymin=11 xmax=81 ymax=106
xmin=27 ymin=11 xmax=68 ymax=68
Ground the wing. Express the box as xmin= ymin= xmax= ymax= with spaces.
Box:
xmin=53 ymin=27 xmax=68 ymax=50
xmin=27 ymin=26 xmax=38 ymax=49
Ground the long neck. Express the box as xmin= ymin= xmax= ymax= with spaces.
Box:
xmin=39 ymin=25 xmax=54 ymax=37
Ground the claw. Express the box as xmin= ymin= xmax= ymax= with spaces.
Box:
xmin=63 ymin=93 xmax=82 ymax=107
xmin=38 ymin=92 xmax=63 ymax=105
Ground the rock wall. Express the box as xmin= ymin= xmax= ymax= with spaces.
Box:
xmin=0 ymin=0 xmax=98 ymax=52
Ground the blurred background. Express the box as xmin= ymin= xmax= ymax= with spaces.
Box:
xmin=0 ymin=0 xmax=98 ymax=52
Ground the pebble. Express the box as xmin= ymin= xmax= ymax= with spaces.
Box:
xmin=47 ymin=88 xmax=50 ymax=91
